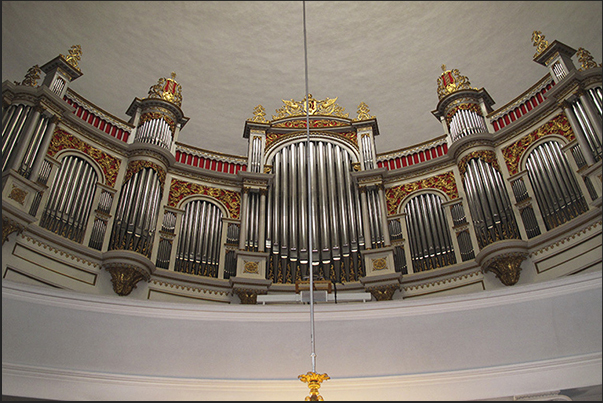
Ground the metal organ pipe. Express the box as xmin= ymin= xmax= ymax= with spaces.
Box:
xmin=299 ymin=142 xmax=308 ymax=263
xmin=289 ymin=144 xmax=298 ymax=260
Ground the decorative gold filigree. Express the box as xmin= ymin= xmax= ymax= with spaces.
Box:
xmin=272 ymin=94 xmax=349 ymax=119
xmin=8 ymin=185 xmax=27 ymax=205
xmin=263 ymin=165 xmax=272 ymax=174
xmin=2 ymin=216 xmax=24 ymax=245
xmin=124 ymin=160 xmax=166 ymax=187
xmin=299 ymin=371 xmax=330 ymax=401
xmin=457 ymin=150 xmax=500 ymax=177
xmin=501 ymin=113 xmax=574 ymax=175
xmin=271 ymin=118 xmax=348 ymax=128
xmin=139 ymin=112 xmax=176 ymax=133
xmin=367 ymin=284 xmax=399 ymax=301
xmin=371 ymin=257 xmax=387 ymax=271
xmin=248 ymin=104 xmax=269 ymax=123
xmin=437 ymin=65 xmax=476 ymax=100
xmin=385 ymin=171 xmax=459 ymax=215
xmin=47 ymin=129 xmax=121 ymax=187
xmin=243 ymin=260 xmax=259 ymax=274
xmin=60 ymin=45 xmax=82 ymax=72
xmin=147 ymin=72 xmax=183 ymax=107
xmin=352 ymin=162 xmax=361 ymax=171
xmin=446 ymin=103 xmax=482 ymax=124
xmin=167 ymin=178 xmax=240 ymax=219
xmin=354 ymin=102 xmax=376 ymax=121
xmin=105 ymin=264 xmax=149 ymax=296
xmin=485 ymin=253 xmax=527 ymax=286
xmin=233 ymin=288 xmax=266 ymax=304
xmin=15 ymin=65 xmax=41 ymax=87
xmin=531 ymin=31 xmax=549 ymax=58
xmin=576 ymin=47 xmax=601 ymax=71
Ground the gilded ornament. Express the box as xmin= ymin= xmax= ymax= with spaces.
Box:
xmin=576 ymin=47 xmax=601 ymax=71
xmin=249 ymin=104 xmax=269 ymax=123
xmin=139 ymin=112 xmax=176 ymax=133
xmin=272 ymin=94 xmax=349 ymax=120
xmin=15 ymin=65 xmax=42 ymax=87
xmin=167 ymin=178 xmax=241 ymax=219
xmin=485 ymin=253 xmax=527 ymax=286
xmin=8 ymin=185 xmax=27 ymax=205
xmin=60 ymin=45 xmax=82 ymax=72
xmin=446 ymin=103 xmax=482 ymax=124
xmin=233 ymin=288 xmax=265 ymax=304
xmin=367 ymin=284 xmax=399 ymax=301
xmin=124 ymin=160 xmax=166 ymax=187
xmin=263 ymin=165 xmax=272 ymax=174
xmin=298 ymin=371 xmax=330 ymax=401
xmin=105 ymin=264 xmax=148 ymax=296
xmin=437 ymin=65 xmax=476 ymax=100
xmin=354 ymin=102 xmax=376 ymax=121
xmin=457 ymin=150 xmax=500 ymax=177
xmin=531 ymin=31 xmax=549 ymax=58
xmin=271 ymin=118 xmax=347 ymax=128
xmin=2 ymin=216 xmax=24 ymax=245
xmin=47 ymin=129 xmax=121 ymax=187
xmin=501 ymin=114 xmax=574 ymax=175
xmin=385 ymin=171 xmax=458 ymax=215
xmin=243 ymin=260 xmax=259 ymax=274
xmin=147 ymin=72 xmax=183 ymax=107
xmin=371 ymin=257 xmax=387 ymax=271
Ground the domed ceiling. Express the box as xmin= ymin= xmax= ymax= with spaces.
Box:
xmin=2 ymin=1 xmax=602 ymax=157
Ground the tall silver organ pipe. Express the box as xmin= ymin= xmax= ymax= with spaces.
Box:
xmin=19 ymin=115 xmax=49 ymax=178
xmin=109 ymin=167 xmax=162 ymax=257
xmin=361 ymin=134 xmax=375 ymax=169
xmin=404 ymin=193 xmax=456 ymax=272
xmin=2 ymin=104 xmax=32 ymax=172
xmin=174 ymin=199 xmax=223 ymax=277
xmin=463 ymin=158 xmax=519 ymax=248
xmin=134 ymin=118 xmax=172 ymax=149
xmin=49 ymin=77 xmax=66 ymax=96
xmin=572 ymin=100 xmax=602 ymax=161
xmin=526 ymin=141 xmax=588 ymax=230
xmin=265 ymin=140 xmax=364 ymax=283
xmin=588 ymin=87 xmax=602 ymax=115
xmin=249 ymin=136 xmax=263 ymax=173
xmin=449 ymin=108 xmax=487 ymax=142
xmin=40 ymin=155 xmax=98 ymax=243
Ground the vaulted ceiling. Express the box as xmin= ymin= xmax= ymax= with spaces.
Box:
xmin=2 ymin=1 xmax=602 ymax=157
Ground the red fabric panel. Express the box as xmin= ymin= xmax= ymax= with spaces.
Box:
xmin=241 ymin=164 xmax=247 ymax=172
xmin=413 ymin=154 xmax=419 ymax=164
xmin=526 ymin=101 xmax=533 ymax=111
xmin=521 ymin=104 xmax=527 ymax=115
xmin=111 ymin=126 xmax=117 ymax=137
xmin=105 ymin=124 xmax=111 ymax=134
xmin=395 ymin=158 xmax=402 ymax=169
xmin=536 ymin=93 xmax=543 ymax=103
xmin=122 ymin=132 xmax=128 ymax=142
xmin=425 ymin=150 xmax=431 ymax=161
xmin=193 ymin=156 xmax=199 ymax=167
xmin=88 ymin=113 xmax=94 ymax=124
xmin=419 ymin=152 xmax=425 ymax=162
xmin=510 ymin=111 xmax=516 ymax=122
xmin=76 ymin=107 xmax=83 ymax=118
xmin=431 ymin=148 xmax=437 ymax=159
xmin=504 ymin=115 xmax=510 ymax=125
xmin=493 ymin=120 xmax=499 ymax=131
xmin=175 ymin=151 xmax=181 ymax=161
xmin=401 ymin=156 xmax=407 ymax=167
xmin=210 ymin=160 xmax=216 ymax=171
xmin=99 ymin=121 xmax=105 ymax=131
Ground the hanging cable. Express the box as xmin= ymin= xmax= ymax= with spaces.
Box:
xmin=302 ymin=0 xmax=316 ymax=375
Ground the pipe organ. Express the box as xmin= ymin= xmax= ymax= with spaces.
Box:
xmin=2 ymin=36 xmax=602 ymax=300
xmin=404 ymin=193 xmax=456 ymax=272
xmin=265 ymin=140 xmax=365 ymax=283
xmin=462 ymin=156 xmax=520 ymax=249
xmin=40 ymin=155 xmax=98 ymax=243
xmin=109 ymin=166 xmax=163 ymax=258
xmin=525 ymin=141 xmax=588 ymax=230
xmin=174 ymin=199 xmax=223 ymax=277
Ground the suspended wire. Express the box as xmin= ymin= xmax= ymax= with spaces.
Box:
xmin=302 ymin=0 xmax=317 ymax=374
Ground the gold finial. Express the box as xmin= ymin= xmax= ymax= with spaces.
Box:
xmin=354 ymin=102 xmax=375 ymax=121
xmin=531 ymin=31 xmax=549 ymax=58
xmin=60 ymin=45 xmax=82 ymax=72
xmin=147 ymin=72 xmax=183 ymax=107
xmin=15 ymin=65 xmax=41 ymax=87
xmin=249 ymin=104 xmax=269 ymax=123
xmin=436 ymin=65 xmax=475 ymax=100
xmin=576 ymin=47 xmax=601 ymax=71
xmin=299 ymin=371 xmax=330 ymax=401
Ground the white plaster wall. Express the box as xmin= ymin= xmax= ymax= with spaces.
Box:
xmin=2 ymin=271 xmax=601 ymax=401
